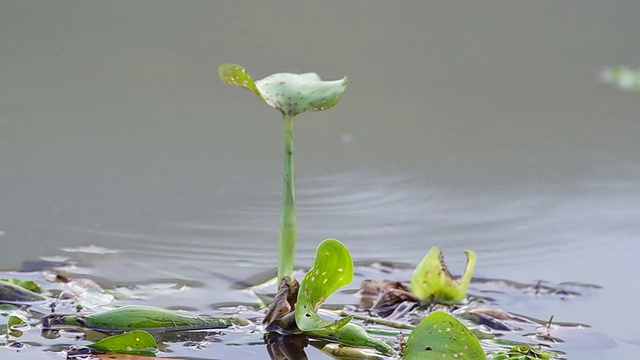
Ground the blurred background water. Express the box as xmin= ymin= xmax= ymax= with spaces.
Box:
xmin=1 ymin=1 xmax=639 ymax=359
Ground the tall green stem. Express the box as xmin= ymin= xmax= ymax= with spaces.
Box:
xmin=278 ymin=114 xmax=296 ymax=284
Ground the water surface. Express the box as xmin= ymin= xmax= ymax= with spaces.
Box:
xmin=1 ymin=2 xmax=639 ymax=359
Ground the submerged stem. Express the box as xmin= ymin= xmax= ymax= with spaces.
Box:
xmin=278 ymin=114 xmax=296 ymax=284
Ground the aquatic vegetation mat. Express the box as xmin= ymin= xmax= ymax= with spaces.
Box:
xmin=0 ymin=262 xmax=605 ymax=359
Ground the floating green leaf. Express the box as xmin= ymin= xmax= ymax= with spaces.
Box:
xmin=295 ymin=238 xmax=354 ymax=331
xmin=600 ymin=66 xmax=640 ymax=92
xmin=88 ymin=330 xmax=158 ymax=356
xmin=488 ymin=344 xmax=563 ymax=360
xmin=410 ymin=247 xmax=476 ymax=303
xmin=310 ymin=322 xmax=395 ymax=356
xmin=0 ymin=280 xmax=46 ymax=302
xmin=42 ymin=305 xmax=243 ymax=332
xmin=404 ymin=311 xmax=486 ymax=360
xmin=219 ymin=63 xmax=348 ymax=117
xmin=0 ymin=278 xmax=45 ymax=294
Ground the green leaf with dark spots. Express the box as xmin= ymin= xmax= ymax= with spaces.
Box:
xmin=218 ymin=64 xmax=348 ymax=117
xmin=404 ymin=311 xmax=486 ymax=360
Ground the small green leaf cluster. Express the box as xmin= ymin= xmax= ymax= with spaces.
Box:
xmin=601 ymin=66 xmax=640 ymax=91
xmin=488 ymin=344 xmax=563 ymax=360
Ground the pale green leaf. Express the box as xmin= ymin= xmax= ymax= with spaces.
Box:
xmin=255 ymin=72 xmax=348 ymax=116
xmin=219 ymin=64 xmax=348 ymax=117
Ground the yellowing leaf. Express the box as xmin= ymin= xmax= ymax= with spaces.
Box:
xmin=410 ymin=247 xmax=476 ymax=303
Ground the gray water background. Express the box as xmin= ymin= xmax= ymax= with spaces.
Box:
xmin=1 ymin=1 xmax=639 ymax=359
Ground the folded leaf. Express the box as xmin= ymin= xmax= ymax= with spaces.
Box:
xmin=294 ymin=239 xmax=394 ymax=355
xmin=410 ymin=247 xmax=476 ymax=303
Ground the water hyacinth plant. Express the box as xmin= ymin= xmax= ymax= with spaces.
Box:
xmin=0 ymin=60 xmax=585 ymax=359
xmin=219 ymin=64 xmax=348 ymax=285
xmin=218 ymin=64 xmax=489 ymax=358
xmin=219 ymin=65 xmax=396 ymax=351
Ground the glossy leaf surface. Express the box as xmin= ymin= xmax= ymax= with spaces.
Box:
xmin=404 ymin=311 xmax=486 ymax=360
xmin=295 ymin=238 xmax=353 ymax=331
xmin=88 ymin=330 xmax=158 ymax=356
xmin=294 ymin=239 xmax=394 ymax=355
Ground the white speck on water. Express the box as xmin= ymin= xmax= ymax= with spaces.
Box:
xmin=340 ymin=133 xmax=354 ymax=144
xmin=61 ymin=244 xmax=120 ymax=254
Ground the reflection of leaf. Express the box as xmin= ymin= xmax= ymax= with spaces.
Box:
xmin=294 ymin=239 xmax=394 ymax=355
xmin=89 ymin=330 xmax=157 ymax=356
xmin=219 ymin=64 xmax=348 ymax=117
xmin=42 ymin=305 xmax=243 ymax=332
xmin=404 ymin=311 xmax=486 ymax=360
xmin=265 ymin=333 xmax=309 ymax=360
xmin=410 ymin=247 xmax=476 ymax=303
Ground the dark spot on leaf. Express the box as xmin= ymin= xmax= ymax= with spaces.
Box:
xmin=425 ymin=346 xmax=432 ymax=351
